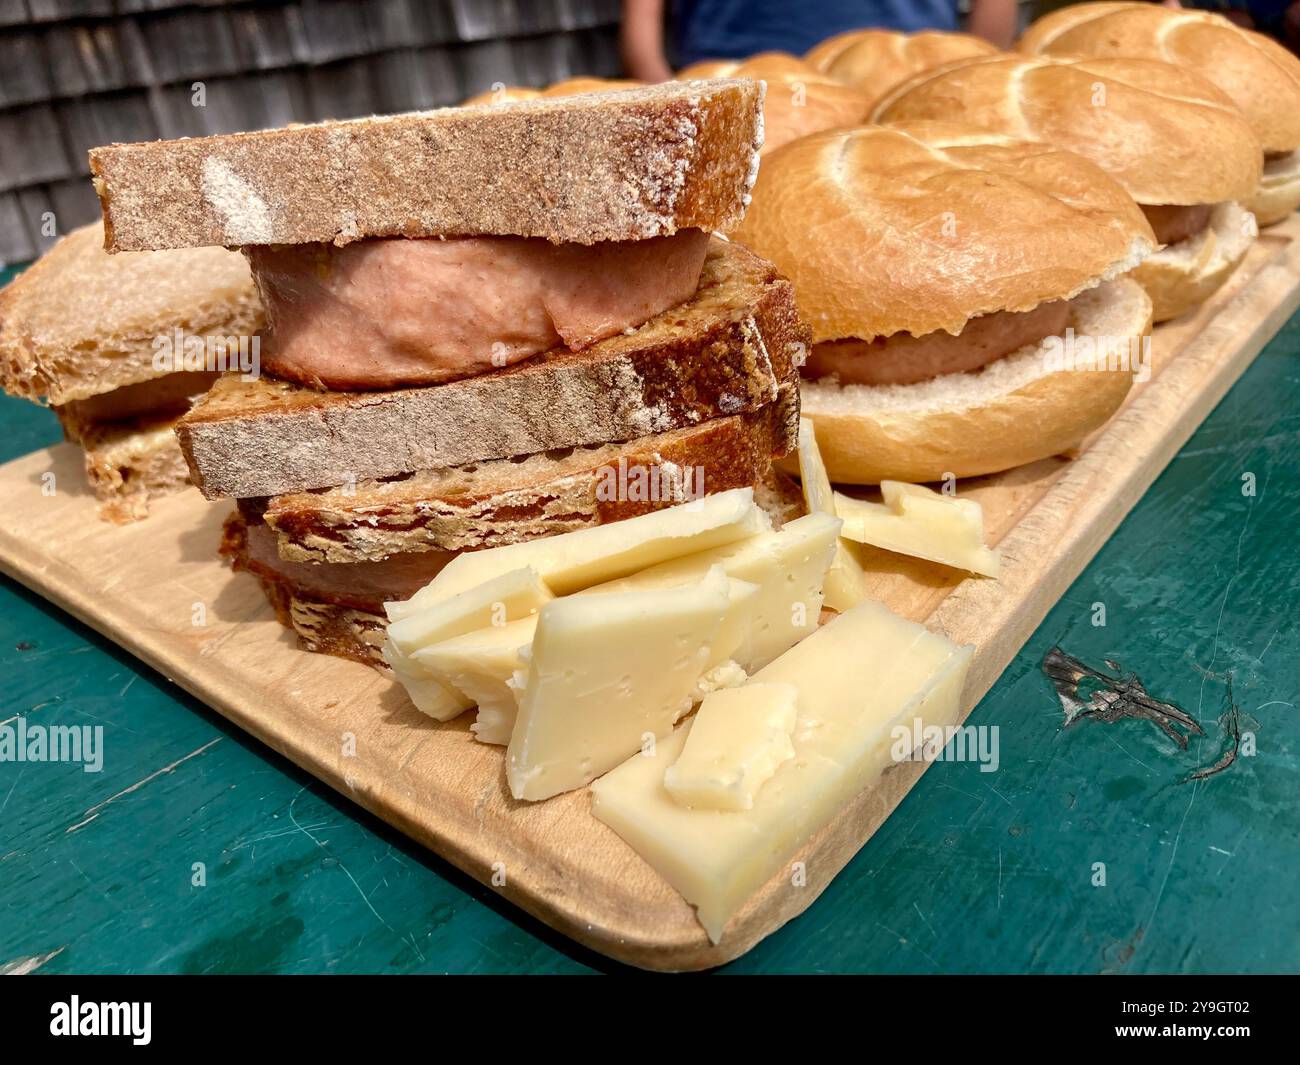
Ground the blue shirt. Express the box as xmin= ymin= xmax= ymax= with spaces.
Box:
xmin=672 ymin=0 xmax=962 ymax=64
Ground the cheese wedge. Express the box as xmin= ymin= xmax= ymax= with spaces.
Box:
xmin=577 ymin=512 xmax=840 ymax=672
xmin=591 ymin=600 xmax=972 ymax=943
xmin=419 ymin=578 xmax=757 ymax=746
xmin=836 ymin=481 xmax=1000 ymax=577
xmin=412 ymin=616 xmax=540 ymax=744
xmin=796 ymin=418 xmax=872 ymax=612
xmin=665 ymin=683 xmax=798 ymax=811
xmin=387 ymin=488 xmax=769 ymax=621
xmin=508 ymin=567 xmax=732 ymax=801
xmin=383 ymin=566 xmax=553 ymax=720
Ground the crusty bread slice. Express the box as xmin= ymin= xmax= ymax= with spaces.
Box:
xmin=222 ymin=468 xmax=807 ymax=668
xmin=90 ymin=80 xmax=764 ymax=253
xmin=259 ymin=394 xmax=797 ymax=563
xmin=0 ymin=221 xmax=262 ymax=405
xmin=177 ymin=238 xmax=806 ymax=499
xmin=55 ymin=407 xmax=194 ymax=524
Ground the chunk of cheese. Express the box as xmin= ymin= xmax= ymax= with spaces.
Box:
xmin=383 ymin=566 xmax=553 ymax=720
xmin=420 ymin=578 xmax=756 ymax=747
xmin=507 ymin=567 xmax=731 ymax=801
xmin=387 ymin=488 xmax=768 ymax=621
xmin=836 ymin=481 xmax=1000 ymax=577
xmin=665 ymin=683 xmax=798 ymax=811
xmin=386 ymin=565 xmax=552 ymax=659
xmin=591 ymin=600 xmax=972 ymax=943
xmin=796 ymin=418 xmax=872 ymax=612
xmin=412 ymin=616 xmax=539 ymax=744
xmin=578 ymin=512 xmax=840 ymax=672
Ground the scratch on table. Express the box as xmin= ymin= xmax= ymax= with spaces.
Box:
xmin=117 ymin=675 xmax=137 ymax=698
xmin=0 ymin=699 xmax=57 ymax=727
xmin=288 ymin=786 xmax=420 ymax=963
xmin=911 ymin=902 xmax=938 ymax=941
xmin=0 ymin=946 xmax=65 ymax=974
xmin=0 ymin=765 xmax=25 ymax=817
xmin=875 ymin=922 xmax=940 ymax=971
xmin=65 ymin=738 xmax=221 ymax=833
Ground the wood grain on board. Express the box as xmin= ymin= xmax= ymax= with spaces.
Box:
xmin=1 ymin=217 xmax=1297 ymax=971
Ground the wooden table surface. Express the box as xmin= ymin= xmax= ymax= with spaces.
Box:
xmin=0 ymin=258 xmax=1296 ymax=974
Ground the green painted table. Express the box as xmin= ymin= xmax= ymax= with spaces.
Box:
xmin=1 ymin=253 xmax=1296 ymax=973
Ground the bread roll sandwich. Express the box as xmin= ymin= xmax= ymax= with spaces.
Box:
xmin=1017 ymin=3 xmax=1300 ymax=227
xmin=873 ymin=55 xmax=1263 ymax=321
xmin=730 ymin=121 xmax=1156 ymax=484
xmin=89 ymin=82 xmax=809 ymax=666
xmin=0 ymin=222 xmax=262 ymax=522
xmin=804 ymin=28 xmax=999 ymax=109
xmin=676 ymin=53 xmax=871 ymax=154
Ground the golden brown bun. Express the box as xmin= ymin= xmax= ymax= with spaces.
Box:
xmin=793 ymin=277 xmax=1153 ymax=484
xmin=873 ymin=54 xmax=1262 ymax=207
xmin=1246 ymin=150 xmax=1300 ymax=227
xmin=675 ymin=54 xmax=870 ymax=153
xmin=805 ymin=29 xmax=999 ymax=108
xmin=729 ymin=121 xmax=1155 ymax=342
xmin=678 ymin=52 xmax=811 ymax=79
xmin=1017 ymin=3 xmax=1300 ymax=154
xmin=1131 ymin=202 xmax=1257 ymax=321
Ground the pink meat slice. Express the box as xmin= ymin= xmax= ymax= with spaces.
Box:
xmin=805 ymin=299 xmax=1072 ymax=387
xmin=245 ymin=229 xmax=711 ymax=391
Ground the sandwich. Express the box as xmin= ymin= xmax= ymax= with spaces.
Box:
xmin=0 ymin=221 xmax=262 ymax=522
xmin=804 ymin=28 xmax=999 ymax=109
xmin=88 ymin=81 xmax=809 ymax=667
xmin=1017 ymin=3 xmax=1300 ymax=227
xmin=730 ymin=121 xmax=1156 ymax=484
xmin=675 ymin=53 xmax=871 ymax=154
xmin=872 ymin=54 xmax=1263 ymax=322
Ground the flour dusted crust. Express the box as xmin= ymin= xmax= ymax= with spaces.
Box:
xmin=872 ymin=55 xmax=1263 ymax=207
xmin=176 ymin=238 xmax=806 ymax=498
xmin=90 ymin=80 xmax=765 ymax=252
xmin=1017 ymin=3 xmax=1300 ymax=154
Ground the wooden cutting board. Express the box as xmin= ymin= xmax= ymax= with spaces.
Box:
xmin=2 ymin=216 xmax=1298 ymax=971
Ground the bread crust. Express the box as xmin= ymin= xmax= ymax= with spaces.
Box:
xmin=790 ymin=277 xmax=1152 ymax=484
xmin=873 ymin=55 xmax=1263 ymax=207
xmin=1131 ymin=202 xmax=1256 ymax=321
xmin=1246 ymin=150 xmax=1300 ymax=227
xmin=177 ymin=238 xmax=807 ymax=499
xmin=262 ymin=397 xmax=796 ymax=563
xmin=90 ymin=81 xmax=764 ymax=252
xmin=1017 ymin=3 xmax=1300 ymax=154
xmin=805 ymin=29 xmax=998 ymax=108
xmin=731 ymin=122 xmax=1155 ymax=342
xmin=0 ymin=221 xmax=262 ymax=405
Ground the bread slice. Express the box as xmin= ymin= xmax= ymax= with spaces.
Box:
xmin=177 ymin=238 xmax=806 ymax=499
xmin=0 ymin=221 xmax=262 ymax=405
xmin=55 ymin=407 xmax=193 ymax=524
xmin=90 ymin=80 xmax=764 ymax=253
xmin=222 ymin=468 xmax=807 ymax=668
xmin=258 ymin=395 xmax=797 ymax=563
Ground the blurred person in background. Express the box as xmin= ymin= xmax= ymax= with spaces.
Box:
xmin=621 ymin=0 xmax=1021 ymax=77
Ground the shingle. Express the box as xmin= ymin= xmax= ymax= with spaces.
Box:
xmin=0 ymin=193 xmax=37 ymax=267
xmin=0 ymin=104 xmax=74 ymax=191
xmin=305 ymin=55 xmax=378 ymax=121
xmin=56 ymin=91 xmax=157 ymax=175
xmin=300 ymin=0 xmax=375 ymax=63
xmin=139 ymin=7 xmax=243 ymax=82
xmin=25 ymin=0 xmax=115 ymax=22
xmin=229 ymin=3 xmax=311 ymax=69
xmin=0 ymin=28 xmax=52 ymax=107
xmin=0 ymin=1 xmax=30 ymax=30
xmin=45 ymin=175 xmax=99 ymax=235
